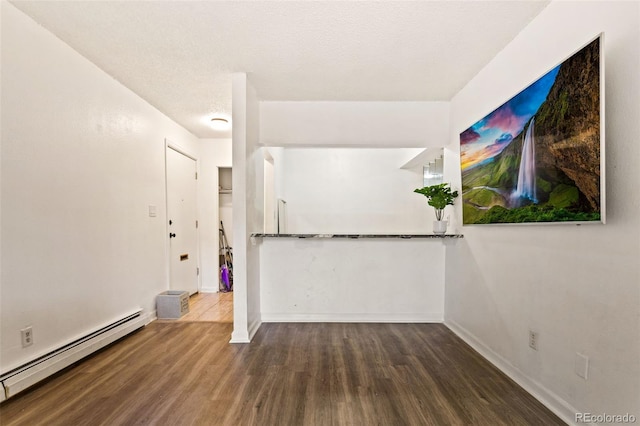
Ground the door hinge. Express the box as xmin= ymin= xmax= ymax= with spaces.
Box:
xmin=196 ymin=220 xmax=199 ymax=228
xmin=197 ymin=267 xmax=200 ymax=276
xmin=195 ymin=172 xmax=198 ymax=180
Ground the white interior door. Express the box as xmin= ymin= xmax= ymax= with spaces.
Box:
xmin=166 ymin=146 xmax=198 ymax=295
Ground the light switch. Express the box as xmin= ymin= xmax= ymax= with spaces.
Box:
xmin=149 ymin=205 xmax=157 ymax=217
xmin=575 ymin=352 xmax=589 ymax=380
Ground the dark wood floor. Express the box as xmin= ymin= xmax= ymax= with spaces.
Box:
xmin=0 ymin=322 xmax=565 ymax=425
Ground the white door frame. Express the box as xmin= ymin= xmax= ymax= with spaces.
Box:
xmin=165 ymin=138 xmax=201 ymax=293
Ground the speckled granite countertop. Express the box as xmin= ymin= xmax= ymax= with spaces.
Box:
xmin=250 ymin=233 xmax=463 ymax=239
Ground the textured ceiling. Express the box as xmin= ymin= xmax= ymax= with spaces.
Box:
xmin=10 ymin=1 xmax=550 ymax=138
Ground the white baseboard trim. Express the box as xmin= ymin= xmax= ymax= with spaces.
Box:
xmin=229 ymin=329 xmax=250 ymax=344
xmin=199 ymin=286 xmax=219 ymax=294
xmin=229 ymin=318 xmax=250 ymax=343
xmin=248 ymin=317 xmax=262 ymax=340
xmin=445 ymin=319 xmax=581 ymax=426
xmin=261 ymin=312 xmax=443 ymax=323
xmin=229 ymin=316 xmax=262 ymax=344
xmin=1 ymin=310 xmax=147 ymax=400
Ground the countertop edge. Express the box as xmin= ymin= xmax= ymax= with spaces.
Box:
xmin=250 ymin=233 xmax=464 ymax=239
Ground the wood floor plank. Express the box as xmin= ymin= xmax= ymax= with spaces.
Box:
xmin=160 ymin=292 xmax=234 ymax=323
xmin=0 ymin=322 xmax=566 ymax=425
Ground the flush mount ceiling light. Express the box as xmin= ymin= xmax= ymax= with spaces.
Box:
xmin=210 ymin=116 xmax=231 ymax=131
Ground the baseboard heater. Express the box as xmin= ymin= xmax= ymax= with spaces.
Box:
xmin=0 ymin=309 xmax=147 ymax=402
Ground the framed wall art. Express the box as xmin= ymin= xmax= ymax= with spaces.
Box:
xmin=460 ymin=34 xmax=604 ymax=225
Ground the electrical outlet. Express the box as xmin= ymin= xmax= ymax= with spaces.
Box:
xmin=528 ymin=330 xmax=539 ymax=351
xmin=21 ymin=326 xmax=33 ymax=347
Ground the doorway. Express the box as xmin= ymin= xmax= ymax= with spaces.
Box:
xmin=166 ymin=145 xmax=199 ymax=295
xmin=218 ymin=167 xmax=233 ymax=292
xmin=167 ymin=166 xmax=234 ymax=323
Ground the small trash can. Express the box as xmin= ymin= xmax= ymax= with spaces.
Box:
xmin=157 ymin=290 xmax=189 ymax=319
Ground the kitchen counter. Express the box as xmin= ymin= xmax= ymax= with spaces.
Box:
xmin=251 ymin=233 xmax=463 ymax=239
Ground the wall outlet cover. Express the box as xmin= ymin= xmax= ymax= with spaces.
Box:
xmin=575 ymin=352 xmax=589 ymax=379
xmin=21 ymin=326 xmax=34 ymax=347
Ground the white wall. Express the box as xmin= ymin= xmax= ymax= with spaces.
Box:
xmin=263 ymin=156 xmax=276 ymax=233
xmin=230 ymin=73 xmax=263 ymax=343
xmin=260 ymin=101 xmax=449 ymax=147
xmin=1 ymin=2 xmax=199 ymax=372
xmin=445 ymin=1 xmax=640 ymax=423
xmin=198 ymin=138 xmax=232 ymax=292
xmin=246 ymin=86 xmax=264 ymax=341
xmin=277 ymin=148 xmax=440 ymax=234
xmin=260 ymin=238 xmax=447 ymax=322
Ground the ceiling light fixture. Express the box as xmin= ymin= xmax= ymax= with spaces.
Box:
xmin=210 ymin=116 xmax=231 ymax=131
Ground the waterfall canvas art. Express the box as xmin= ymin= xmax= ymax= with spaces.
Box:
xmin=460 ymin=35 xmax=604 ymax=225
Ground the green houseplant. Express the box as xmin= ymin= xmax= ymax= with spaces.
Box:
xmin=414 ymin=183 xmax=459 ymax=233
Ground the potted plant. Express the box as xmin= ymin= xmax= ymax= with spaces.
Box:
xmin=414 ymin=183 xmax=459 ymax=234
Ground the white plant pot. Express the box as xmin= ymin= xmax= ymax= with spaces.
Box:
xmin=433 ymin=220 xmax=448 ymax=235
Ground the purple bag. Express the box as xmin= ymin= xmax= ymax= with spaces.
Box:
xmin=221 ymin=264 xmax=230 ymax=291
